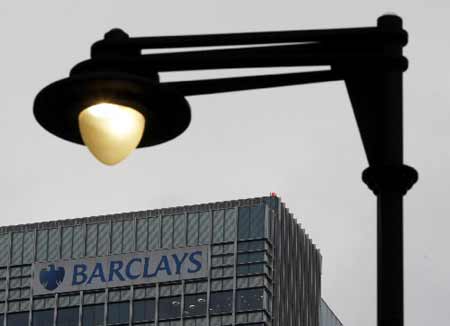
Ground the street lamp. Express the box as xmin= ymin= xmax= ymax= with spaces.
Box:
xmin=33 ymin=14 xmax=418 ymax=326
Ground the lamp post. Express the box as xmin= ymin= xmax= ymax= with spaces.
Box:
xmin=34 ymin=14 xmax=418 ymax=326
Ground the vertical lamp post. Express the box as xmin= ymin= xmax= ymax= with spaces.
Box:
xmin=33 ymin=14 xmax=418 ymax=326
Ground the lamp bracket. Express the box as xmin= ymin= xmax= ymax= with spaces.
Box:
xmin=91 ymin=26 xmax=407 ymax=56
xmin=362 ymin=165 xmax=418 ymax=195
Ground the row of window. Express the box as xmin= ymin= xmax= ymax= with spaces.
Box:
xmin=2 ymin=289 xmax=267 ymax=325
xmin=0 ymin=239 xmax=269 ymax=291
xmin=1 ymin=204 xmax=268 ymax=266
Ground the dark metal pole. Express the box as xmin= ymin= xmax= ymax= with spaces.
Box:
xmin=362 ymin=15 xmax=418 ymax=326
xmin=376 ymin=15 xmax=405 ymax=326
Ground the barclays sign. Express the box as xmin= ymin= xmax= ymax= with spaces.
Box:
xmin=32 ymin=246 xmax=209 ymax=295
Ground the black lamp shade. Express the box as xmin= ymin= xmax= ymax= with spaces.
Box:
xmin=33 ymin=72 xmax=191 ymax=148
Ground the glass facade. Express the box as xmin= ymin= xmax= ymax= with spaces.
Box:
xmin=57 ymin=306 xmax=79 ymax=326
xmin=236 ymin=288 xmax=264 ymax=312
xmin=0 ymin=197 xmax=330 ymax=326
xmin=133 ymin=299 xmax=155 ymax=323
xmin=108 ymin=302 xmax=130 ymax=325
xmin=184 ymin=293 xmax=206 ymax=317
xmin=82 ymin=304 xmax=104 ymax=326
xmin=209 ymin=291 xmax=233 ymax=315
xmin=158 ymin=296 xmax=182 ymax=320
xmin=7 ymin=312 xmax=28 ymax=326
xmin=33 ymin=309 xmax=53 ymax=326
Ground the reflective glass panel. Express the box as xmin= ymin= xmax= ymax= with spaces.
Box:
xmin=158 ymin=296 xmax=181 ymax=320
xmin=248 ymin=240 xmax=265 ymax=251
xmin=33 ymin=309 xmax=54 ymax=326
xmin=209 ymin=291 xmax=232 ymax=315
xmin=133 ymin=299 xmax=155 ymax=323
xmin=238 ymin=207 xmax=250 ymax=240
xmin=183 ymin=293 xmax=207 ymax=317
xmin=83 ymin=304 xmax=104 ymax=326
xmin=107 ymin=302 xmax=129 ymax=325
xmin=236 ymin=288 xmax=264 ymax=312
xmin=249 ymin=263 xmax=265 ymax=274
xmin=57 ymin=307 xmax=79 ymax=326
xmin=238 ymin=206 xmax=266 ymax=240
xmin=238 ymin=252 xmax=265 ymax=264
xmin=237 ymin=263 xmax=265 ymax=276
xmin=250 ymin=205 xmax=265 ymax=238
xmin=7 ymin=312 xmax=28 ymax=326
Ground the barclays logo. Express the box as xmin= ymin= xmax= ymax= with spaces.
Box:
xmin=71 ymin=251 xmax=203 ymax=286
xmin=39 ymin=264 xmax=65 ymax=291
xmin=32 ymin=246 xmax=209 ymax=295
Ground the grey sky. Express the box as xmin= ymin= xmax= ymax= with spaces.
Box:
xmin=1 ymin=1 xmax=449 ymax=325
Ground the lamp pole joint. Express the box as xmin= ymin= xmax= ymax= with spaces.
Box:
xmin=362 ymin=165 xmax=418 ymax=195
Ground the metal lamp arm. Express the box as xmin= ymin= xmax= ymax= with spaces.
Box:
xmin=161 ymin=70 xmax=342 ymax=96
xmin=86 ymin=25 xmax=407 ymax=73
xmin=90 ymin=26 xmax=405 ymax=55
xmin=71 ymin=34 xmax=407 ymax=97
xmin=120 ymin=44 xmax=407 ymax=71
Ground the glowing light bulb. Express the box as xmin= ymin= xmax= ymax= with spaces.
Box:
xmin=78 ymin=103 xmax=145 ymax=165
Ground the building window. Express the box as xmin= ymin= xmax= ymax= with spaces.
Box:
xmin=0 ymin=235 xmax=9 ymax=266
xmin=136 ymin=218 xmax=148 ymax=252
xmin=33 ymin=309 xmax=54 ymax=326
xmin=183 ymin=293 xmax=206 ymax=318
xmin=36 ymin=229 xmax=48 ymax=261
xmin=236 ymin=288 xmax=264 ymax=312
xmin=158 ymin=296 xmax=181 ymax=320
xmin=238 ymin=240 xmax=265 ymax=252
xmin=187 ymin=213 xmax=199 ymax=246
xmin=72 ymin=225 xmax=84 ymax=259
xmin=61 ymin=227 xmax=73 ymax=259
xmin=133 ymin=299 xmax=155 ymax=323
xmin=11 ymin=232 xmax=24 ymax=265
xmin=212 ymin=210 xmax=225 ymax=243
xmin=198 ymin=212 xmax=210 ymax=245
xmin=122 ymin=220 xmax=134 ymax=253
xmin=238 ymin=205 xmax=265 ymax=240
xmin=237 ymin=263 xmax=265 ymax=276
xmin=209 ymin=291 xmax=232 ymax=315
xmin=148 ymin=217 xmax=161 ymax=249
xmin=161 ymin=216 xmax=174 ymax=249
xmin=107 ymin=302 xmax=129 ymax=325
xmin=57 ymin=306 xmax=79 ymax=326
xmin=111 ymin=222 xmax=123 ymax=254
xmin=238 ymin=252 xmax=265 ymax=264
xmin=7 ymin=312 xmax=28 ymax=326
xmin=86 ymin=224 xmax=98 ymax=257
xmin=83 ymin=304 xmax=104 ymax=326
xmin=173 ymin=214 xmax=187 ymax=247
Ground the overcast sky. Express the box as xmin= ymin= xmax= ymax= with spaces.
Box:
xmin=1 ymin=1 xmax=449 ymax=325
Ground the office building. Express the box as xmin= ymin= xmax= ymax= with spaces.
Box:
xmin=0 ymin=196 xmax=342 ymax=326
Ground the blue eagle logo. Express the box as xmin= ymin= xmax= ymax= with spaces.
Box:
xmin=39 ymin=264 xmax=65 ymax=291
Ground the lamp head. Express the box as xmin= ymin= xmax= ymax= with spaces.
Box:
xmin=34 ymin=69 xmax=191 ymax=165
xmin=78 ymin=102 xmax=146 ymax=165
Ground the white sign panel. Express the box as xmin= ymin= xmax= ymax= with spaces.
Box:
xmin=32 ymin=246 xmax=209 ymax=295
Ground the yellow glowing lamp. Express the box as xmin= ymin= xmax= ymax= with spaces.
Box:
xmin=33 ymin=73 xmax=191 ymax=165
xmin=78 ymin=103 xmax=146 ymax=165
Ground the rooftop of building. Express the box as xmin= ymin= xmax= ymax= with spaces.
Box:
xmin=0 ymin=196 xmax=276 ymax=233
